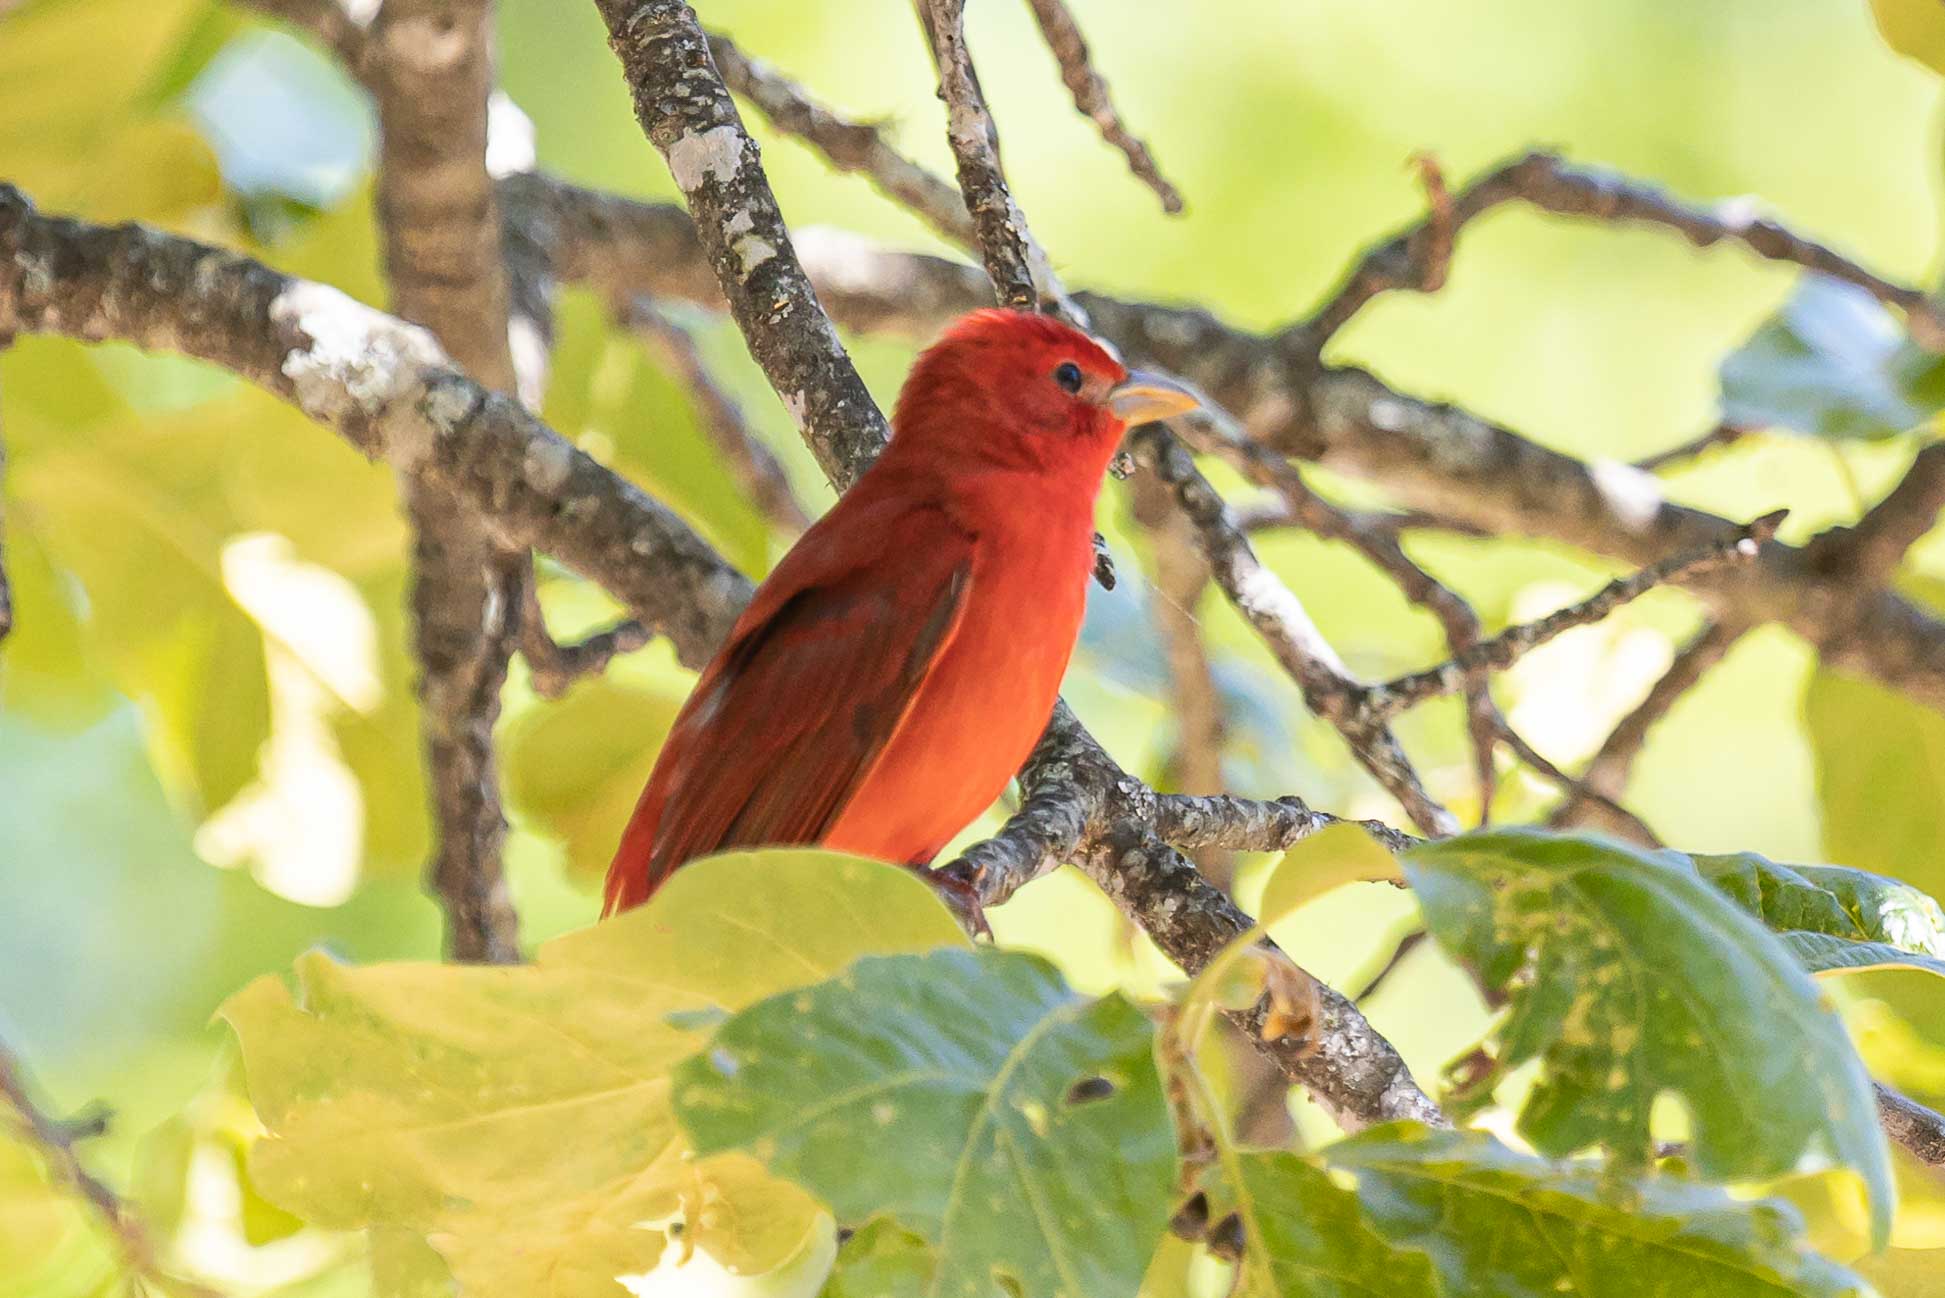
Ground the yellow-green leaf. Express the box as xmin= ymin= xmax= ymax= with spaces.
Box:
xmin=223 ymin=851 xmax=968 ymax=1296
xmin=1870 ymin=0 xmax=1945 ymax=75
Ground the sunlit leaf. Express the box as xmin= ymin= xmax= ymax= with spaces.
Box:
xmin=1697 ymin=852 xmax=1945 ymax=980
xmin=1404 ymin=829 xmax=1894 ymax=1245
xmin=223 ymin=852 xmax=967 ymax=1295
xmin=1324 ymin=1125 xmax=1871 ymax=1298
xmin=1719 ymin=275 xmax=1944 ymax=440
xmin=1228 ymin=1152 xmax=1437 ymax=1298
xmin=675 ymin=949 xmax=1174 ymax=1298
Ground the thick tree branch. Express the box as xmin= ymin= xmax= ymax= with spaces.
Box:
xmin=593 ymin=0 xmax=890 ymax=484
xmin=705 ymin=30 xmax=975 ymax=250
xmin=1021 ymin=0 xmax=1183 ymax=214
xmin=365 ymin=0 xmax=522 ymax=965
xmin=915 ymin=0 xmax=1060 ymax=312
xmin=0 ymin=187 xmax=754 ymax=666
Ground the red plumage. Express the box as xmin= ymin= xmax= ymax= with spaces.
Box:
xmin=603 ymin=309 xmax=1195 ymax=915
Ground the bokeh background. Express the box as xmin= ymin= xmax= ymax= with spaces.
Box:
xmin=4 ymin=0 xmax=1945 ymax=1292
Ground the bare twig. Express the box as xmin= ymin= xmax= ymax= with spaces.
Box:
xmin=0 ymin=1035 xmax=218 ymax=1298
xmin=1288 ymin=150 xmax=1945 ymax=352
xmin=1300 ymin=152 xmax=1458 ymax=343
xmin=517 ymin=569 xmax=653 ymax=700
xmin=621 ymin=300 xmax=812 ymax=533
xmin=1877 ymin=1082 xmax=1945 ymax=1170
xmin=1493 ymin=718 xmax=1660 ymax=847
xmin=1631 ymin=421 xmax=1749 ymax=473
xmin=705 ymin=30 xmax=975 ymax=250
xmin=1021 ymin=0 xmax=1183 ymax=214
xmin=1128 ymin=423 xmax=1456 ymax=836
xmin=1549 ymin=620 xmax=1746 ymax=832
xmin=1358 ymin=510 xmax=1785 ymax=723
xmin=1350 ymin=928 xmax=1428 ymax=1003
xmin=1129 ymin=474 xmax=1231 ymax=884
xmin=915 ymin=0 xmax=1060 ymax=311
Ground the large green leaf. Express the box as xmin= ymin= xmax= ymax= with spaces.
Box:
xmin=1228 ymin=1153 xmax=1438 ymax=1298
xmin=674 ymin=948 xmax=1175 ymax=1298
xmin=1404 ymin=829 xmax=1893 ymax=1244
xmin=224 ymin=851 xmax=969 ymax=1297
xmin=1697 ymin=852 xmax=1945 ymax=980
xmin=1718 ymin=275 xmax=1945 ymax=441
xmin=1324 ymin=1126 xmax=1870 ymax=1298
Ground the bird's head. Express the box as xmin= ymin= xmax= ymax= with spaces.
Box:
xmin=890 ymin=309 xmax=1200 ymax=477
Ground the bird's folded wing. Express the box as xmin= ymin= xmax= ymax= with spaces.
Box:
xmin=611 ymin=502 xmax=976 ymax=903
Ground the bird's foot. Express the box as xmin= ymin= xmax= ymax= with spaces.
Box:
xmin=919 ymin=864 xmax=993 ymax=941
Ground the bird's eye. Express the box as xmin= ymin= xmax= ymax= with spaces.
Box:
xmin=1053 ymin=362 xmax=1084 ymax=394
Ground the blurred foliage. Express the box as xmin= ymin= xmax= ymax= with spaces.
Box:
xmin=5 ymin=0 xmax=1945 ymax=1293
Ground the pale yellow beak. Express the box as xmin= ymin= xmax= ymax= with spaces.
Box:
xmin=1108 ymin=370 xmax=1202 ymax=425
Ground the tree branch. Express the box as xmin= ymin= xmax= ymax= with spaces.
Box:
xmin=1021 ymin=0 xmax=1183 ymax=214
xmin=0 ymin=1033 xmax=218 ymax=1297
xmin=593 ymin=0 xmax=890 ymax=485
xmin=619 ymin=299 xmax=811 ymax=533
xmin=1877 ymin=1082 xmax=1945 ymax=1170
xmin=1631 ymin=420 xmax=1749 ymax=474
xmin=364 ymin=0 xmax=523 ymax=965
xmin=1549 ymin=620 xmax=1747 ymax=833
xmin=915 ymin=0 xmax=1060 ymax=312
xmin=1288 ymin=150 xmax=1945 ymax=351
xmin=1808 ymin=442 xmax=1945 ymax=590
xmin=1128 ymin=423 xmax=1457 ymax=836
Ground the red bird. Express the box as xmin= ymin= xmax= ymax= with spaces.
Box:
xmin=603 ymin=309 xmax=1199 ymax=915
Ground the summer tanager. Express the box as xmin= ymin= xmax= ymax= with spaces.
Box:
xmin=603 ymin=308 xmax=1199 ymax=915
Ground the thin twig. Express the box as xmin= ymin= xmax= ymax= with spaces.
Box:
xmin=1549 ymin=620 xmax=1746 ymax=832
xmin=1631 ymin=421 xmax=1749 ymax=473
xmin=620 ymin=300 xmax=812 ymax=533
xmin=1359 ymin=510 xmax=1785 ymax=723
xmin=1350 ymin=928 xmax=1428 ymax=1003
xmin=1494 ymin=719 xmax=1660 ymax=847
xmin=518 ymin=568 xmax=653 ymax=700
xmin=1129 ymin=424 xmax=1456 ymax=837
xmin=705 ymin=30 xmax=976 ymax=250
xmin=1877 ymin=1082 xmax=1945 ymax=1169
xmin=0 ymin=1035 xmax=218 ymax=1297
xmin=1021 ymin=0 xmax=1183 ymax=214
xmin=1288 ymin=150 xmax=1945 ymax=351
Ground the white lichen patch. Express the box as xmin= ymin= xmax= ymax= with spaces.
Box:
xmin=270 ymin=280 xmax=444 ymax=466
xmin=1587 ymin=458 xmax=1667 ymax=532
xmin=667 ymin=126 xmax=745 ymax=194
xmin=522 ymin=436 xmax=575 ymax=494
xmin=734 ymin=235 xmax=777 ymax=278
xmin=725 ymin=209 xmax=755 ymax=239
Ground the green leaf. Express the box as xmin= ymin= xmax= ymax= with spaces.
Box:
xmin=675 ymin=948 xmax=1175 ymax=1298
xmin=1697 ymin=852 xmax=1945 ymax=980
xmin=1403 ymin=829 xmax=1894 ymax=1245
xmin=1719 ymin=275 xmax=1944 ymax=440
xmin=224 ymin=851 xmax=968 ymax=1297
xmin=1260 ymin=820 xmax=1403 ymax=918
xmin=1806 ymin=667 xmax=1945 ymax=907
xmin=503 ymin=677 xmax=683 ymax=880
xmin=1870 ymin=0 xmax=1945 ymax=75
xmin=1229 ymin=1152 xmax=1438 ymax=1298
xmin=1324 ymin=1125 xmax=1871 ymax=1298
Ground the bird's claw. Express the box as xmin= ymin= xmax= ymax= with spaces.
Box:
xmin=921 ymin=865 xmax=993 ymax=941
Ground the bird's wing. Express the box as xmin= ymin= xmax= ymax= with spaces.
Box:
xmin=604 ymin=500 xmax=975 ymax=912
